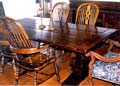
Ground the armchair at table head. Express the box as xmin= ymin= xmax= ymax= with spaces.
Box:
xmin=0 ymin=16 xmax=60 ymax=85
xmin=51 ymin=2 xmax=70 ymax=25
xmin=0 ymin=16 xmax=15 ymax=73
xmin=85 ymin=39 xmax=120 ymax=85
xmin=75 ymin=3 xmax=99 ymax=27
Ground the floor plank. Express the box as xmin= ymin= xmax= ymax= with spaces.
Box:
xmin=41 ymin=67 xmax=71 ymax=86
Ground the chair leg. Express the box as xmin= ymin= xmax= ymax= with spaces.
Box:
xmin=87 ymin=77 xmax=94 ymax=86
xmin=61 ymin=50 xmax=65 ymax=63
xmin=33 ymin=72 xmax=37 ymax=86
xmin=50 ymin=47 xmax=55 ymax=57
xmin=13 ymin=59 xmax=19 ymax=86
xmin=0 ymin=55 xmax=4 ymax=72
xmin=54 ymin=62 xmax=60 ymax=81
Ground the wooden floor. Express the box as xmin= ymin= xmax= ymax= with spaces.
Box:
xmin=0 ymin=51 xmax=72 ymax=86
xmin=0 ymin=48 xmax=115 ymax=86
xmin=79 ymin=77 xmax=112 ymax=86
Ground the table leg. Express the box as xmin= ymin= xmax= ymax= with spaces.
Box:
xmin=70 ymin=52 xmax=89 ymax=80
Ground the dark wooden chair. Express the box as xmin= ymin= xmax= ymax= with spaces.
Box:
xmin=69 ymin=3 xmax=99 ymax=74
xmin=0 ymin=16 xmax=60 ymax=85
xmin=84 ymin=39 xmax=120 ymax=85
xmin=75 ymin=3 xmax=99 ymax=31
xmin=50 ymin=2 xmax=70 ymax=62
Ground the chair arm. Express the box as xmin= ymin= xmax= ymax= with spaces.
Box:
xmin=106 ymin=39 xmax=120 ymax=51
xmin=11 ymin=44 xmax=49 ymax=54
xmin=0 ymin=40 xmax=9 ymax=45
xmin=86 ymin=51 xmax=120 ymax=63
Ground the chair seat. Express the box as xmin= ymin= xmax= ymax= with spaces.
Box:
xmin=18 ymin=53 xmax=56 ymax=70
xmin=92 ymin=52 xmax=120 ymax=84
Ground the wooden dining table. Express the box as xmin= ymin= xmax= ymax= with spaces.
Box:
xmin=18 ymin=17 xmax=117 ymax=53
xmin=18 ymin=17 xmax=117 ymax=79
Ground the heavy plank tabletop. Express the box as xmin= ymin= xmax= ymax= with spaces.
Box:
xmin=18 ymin=17 xmax=117 ymax=53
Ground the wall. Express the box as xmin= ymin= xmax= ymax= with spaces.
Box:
xmin=53 ymin=0 xmax=69 ymax=6
xmin=0 ymin=0 xmax=69 ymax=20
xmin=0 ymin=0 xmax=36 ymax=19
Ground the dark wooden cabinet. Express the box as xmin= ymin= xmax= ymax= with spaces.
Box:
xmin=0 ymin=1 xmax=5 ymax=16
xmin=0 ymin=1 xmax=5 ymax=40
xmin=69 ymin=0 xmax=120 ymax=29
